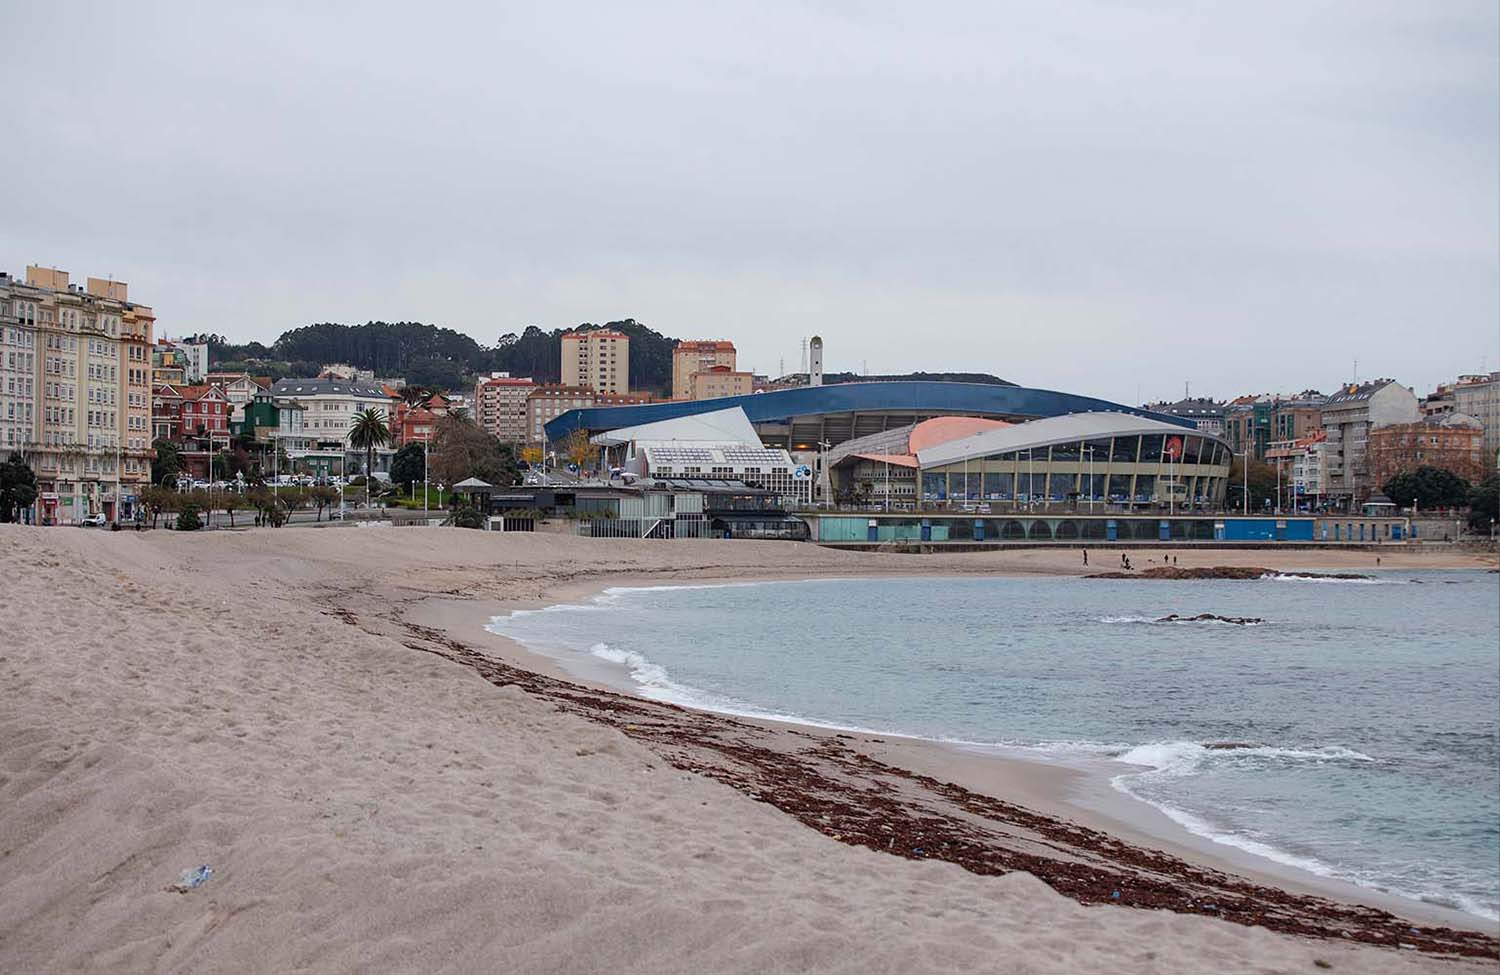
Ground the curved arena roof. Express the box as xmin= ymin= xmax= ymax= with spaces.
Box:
xmin=917 ymin=412 xmax=1228 ymax=468
xmin=544 ymin=381 xmax=1191 ymax=444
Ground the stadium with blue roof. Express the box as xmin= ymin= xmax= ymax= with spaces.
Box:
xmin=543 ymin=380 xmax=1192 ymax=452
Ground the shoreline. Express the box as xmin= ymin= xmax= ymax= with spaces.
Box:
xmin=409 ymin=563 xmax=1497 ymax=934
xmin=7 ymin=526 xmax=1498 ymax=973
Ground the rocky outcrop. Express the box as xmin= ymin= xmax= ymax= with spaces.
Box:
xmin=1086 ymin=566 xmax=1371 ymax=581
xmin=1153 ymin=613 xmax=1265 ymax=625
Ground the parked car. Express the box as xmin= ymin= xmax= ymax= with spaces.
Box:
xmin=80 ymin=513 xmax=108 ymax=527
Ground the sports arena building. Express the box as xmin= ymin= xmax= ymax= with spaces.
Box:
xmin=549 ymin=381 xmax=1232 ymax=508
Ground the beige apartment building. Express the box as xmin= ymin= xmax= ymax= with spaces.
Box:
xmin=689 ymin=365 xmax=754 ymax=401
xmin=560 ymin=329 xmax=629 ymax=395
xmin=1451 ymin=372 xmax=1499 ymax=471
xmin=474 ymin=372 xmax=535 ymax=445
xmin=0 ymin=266 xmax=155 ymax=524
xmin=526 ymin=385 xmax=595 ymax=445
xmin=671 ymin=340 xmax=736 ymax=400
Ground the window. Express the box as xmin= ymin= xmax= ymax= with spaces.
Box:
xmin=1110 ymin=436 xmax=1139 ymax=464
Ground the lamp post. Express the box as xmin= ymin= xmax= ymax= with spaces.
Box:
xmin=817 ymin=439 xmax=831 ymax=506
xmin=1239 ymin=450 xmax=1249 ymax=515
xmin=423 ymin=437 xmax=430 ymax=514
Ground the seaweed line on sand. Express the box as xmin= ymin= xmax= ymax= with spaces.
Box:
xmin=323 ymin=598 xmax=1498 ymax=962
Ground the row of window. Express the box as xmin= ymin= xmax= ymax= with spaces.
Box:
xmin=5 ymin=376 xmax=34 ymax=396
xmin=920 ymin=471 xmax=1226 ymax=504
xmin=5 ymin=351 xmax=35 ymax=371
xmin=1 ymin=327 xmax=36 ymax=347
xmin=956 ymin=435 xmax=1231 ymax=468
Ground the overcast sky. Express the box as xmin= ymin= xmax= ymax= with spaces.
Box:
xmin=3 ymin=1 xmax=1496 ymax=405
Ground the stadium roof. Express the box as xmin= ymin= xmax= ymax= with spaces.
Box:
xmin=547 ymin=381 xmax=1190 ymax=443
xmin=916 ymin=412 xmax=1227 ymax=468
xmin=589 ymin=407 xmax=760 ymax=446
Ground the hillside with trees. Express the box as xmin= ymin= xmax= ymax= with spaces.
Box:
xmin=200 ymin=320 xmax=1012 ymax=395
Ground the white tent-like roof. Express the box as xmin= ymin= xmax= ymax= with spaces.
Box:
xmin=916 ymin=412 xmax=1218 ymax=468
xmin=589 ymin=407 xmax=761 ymax=447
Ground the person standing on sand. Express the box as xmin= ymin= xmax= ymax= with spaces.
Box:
xmin=1083 ymin=550 xmax=1088 ymax=566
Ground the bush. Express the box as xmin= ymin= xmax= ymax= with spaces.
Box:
xmin=453 ymin=506 xmax=486 ymax=530
xmin=175 ymin=504 xmax=203 ymax=531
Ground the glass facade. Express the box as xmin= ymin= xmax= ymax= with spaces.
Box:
xmin=920 ymin=433 xmax=1232 ymax=508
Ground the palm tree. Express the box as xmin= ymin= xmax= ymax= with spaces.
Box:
xmin=348 ymin=408 xmax=392 ymax=508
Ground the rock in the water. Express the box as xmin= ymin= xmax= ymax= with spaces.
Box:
xmin=1086 ymin=566 xmax=1372 ymax=582
xmin=1153 ymin=613 xmax=1265 ymax=625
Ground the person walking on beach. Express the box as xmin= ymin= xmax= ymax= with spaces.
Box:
xmin=1083 ymin=550 xmax=1088 ymax=566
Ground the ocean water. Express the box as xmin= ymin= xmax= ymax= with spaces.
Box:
xmin=489 ymin=571 xmax=1500 ymax=921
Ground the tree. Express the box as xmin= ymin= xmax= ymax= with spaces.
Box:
xmin=519 ymin=445 xmax=543 ymax=466
xmin=1226 ymin=457 xmax=1278 ymax=511
xmin=561 ymin=430 xmax=594 ymax=472
xmin=152 ymin=439 xmax=183 ymax=488
xmin=453 ymin=506 xmax=486 ymax=529
xmin=175 ymin=503 xmax=203 ymax=531
xmin=0 ymin=452 xmax=39 ymax=523
xmin=138 ymin=486 xmax=164 ymax=528
xmin=429 ymin=415 xmax=517 ymax=488
xmin=1468 ymin=473 xmax=1499 ymax=532
xmin=1382 ymin=467 xmax=1472 ymax=510
xmin=389 ymin=442 xmax=426 ymax=491
xmin=308 ymin=485 xmax=340 ymax=521
xmin=219 ymin=491 xmax=247 ymax=528
xmin=247 ymin=487 xmax=284 ymax=527
xmin=348 ymin=408 xmax=392 ymax=507
xmin=279 ymin=488 xmax=308 ymax=522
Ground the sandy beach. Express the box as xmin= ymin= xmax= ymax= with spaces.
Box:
xmin=2 ymin=525 xmax=1496 ymax=974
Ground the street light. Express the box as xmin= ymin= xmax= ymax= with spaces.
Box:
xmin=816 ymin=439 xmax=831 ymax=506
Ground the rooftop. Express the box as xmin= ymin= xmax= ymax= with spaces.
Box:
xmin=270 ymin=378 xmax=393 ymax=398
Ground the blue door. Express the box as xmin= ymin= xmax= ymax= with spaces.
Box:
xmin=1106 ymin=519 xmax=1118 ymax=542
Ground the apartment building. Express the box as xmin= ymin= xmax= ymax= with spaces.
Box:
xmin=0 ymin=281 xmax=37 ymax=453
xmin=689 ymin=365 xmax=754 ymax=401
xmin=205 ymin=372 xmax=272 ymax=425
xmin=560 ymin=329 xmax=629 ymax=394
xmin=475 ymin=373 xmax=535 ymax=444
xmin=0 ymin=266 xmax=155 ymax=524
xmin=527 ymin=385 xmax=595 ymax=444
xmin=1320 ymin=380 xmax=1420 ymax=505
xmin=671 ymin=340 xmax=736 ymax=400
xmin=1367 ymin=413 xmax=1487 ymax=486
xmin=1450 ymin=372 xmax=1499 ymax=471
xmin=1266 ymin=431 xmax=1330 ymax=505
xmin=1224 ymin=391 xmax=1325 ymax=459
xmin=266 ymin=378 xmax=399 ymax=473
xmin=177 ymin=384 xmax=232 ymax=480
xmin=1143 ymin=397 xmax=1226 ymax=435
